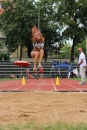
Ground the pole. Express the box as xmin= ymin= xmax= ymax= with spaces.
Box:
xmin=56 ymin=43 xmax=59 ymax=60
xmin=57 ymin=47 xmax=58 ymax=60
xmin=38 ymin=8 xmax=40 ymax=29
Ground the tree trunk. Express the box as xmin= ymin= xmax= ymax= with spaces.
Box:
xmin=19 ymin=43 xmax=23 ymax=60
xmin=44 ymin=50 xmax=47 ymax=62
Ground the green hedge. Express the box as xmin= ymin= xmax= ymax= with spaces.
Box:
xmin=0 ymin=53 xmax=10 ymax=61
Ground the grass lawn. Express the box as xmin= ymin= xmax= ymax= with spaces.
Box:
xmin=0 ymin=77 xmax=84 ymax=82
xmin=0 ymin=78 xmax=19 ymax=82
xmin=0 ymin=122 xmax=87 ymax=130
xmin=71 ymin=77 xmax=87 ymax=82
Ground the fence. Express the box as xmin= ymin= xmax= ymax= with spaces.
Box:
xmin=0 ymin=61 xmax=78 ymax=79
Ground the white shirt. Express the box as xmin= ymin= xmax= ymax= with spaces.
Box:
xmin=33 ymin=42 xmax=44 ymax=49
xmin=78 ymin=52 xmax=86 ymax=67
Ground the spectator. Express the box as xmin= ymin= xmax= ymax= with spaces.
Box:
xmin=40 ymin=67 xmax=43 ymax=78
xmin=64 ymin=61 xmax=67 ymax=64
xmin=26 ymin=67 xmax=29 ymax=79
xmin=10 ymin=73 xmax=15 ymax=79
xmin=59 ymin=59 xmax=61 ymax=64
xmin=29 ymin=74 xmax=34 ymax=79
xmin=16 ymin=75 xmax=20 ymax=79
xmin=68 ymin=66 xmax=71 ymax=78
xmin=56 ymin=60 xmax=59 ymax=65
xmin=33 ymin=70 xmax=37 ymax=79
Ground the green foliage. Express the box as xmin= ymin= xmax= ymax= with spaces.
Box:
xmin=52 ymin=0 xmax=87 ymax=60
xmin=0 ymin=122 xmax=87 ymax=130
xmin=59 ymin=43 xmax=72 ymax=58
xmin=74 ymin=39 xmax=86 ymax=57
xmin=0 ymin=0 xmax=63 ymax=59
xmin=0 ymin=39 xmax=4 ymax=49
xmin=59 ymin=39 xmax=86 ymax=58
xmin=0 ymin=52 xmax=10 ymax=61
xmin=0 ymin=0 xmax=37 ymax=59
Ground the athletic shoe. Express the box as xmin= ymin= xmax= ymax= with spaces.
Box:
xmin=78 ymin=82 xmax=85 ymax=85
xmin=38 ymin=64 xmax=43 ymax=68
xmin=33 ymin=67 xmax=37 ymax=71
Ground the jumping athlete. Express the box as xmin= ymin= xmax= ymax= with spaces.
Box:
xmin=31 ymin=26 xmax=44 ymax=71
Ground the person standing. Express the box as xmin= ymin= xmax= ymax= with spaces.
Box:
xmin=77 ymin=48 xmax=86 ymax=85
xmin=31 ymin=26 xmax=44 ymax=71
xmin=68 ymin=66 xmax=71 ymax=79
xmin=10 ymin=73 xmax=15 ymax=79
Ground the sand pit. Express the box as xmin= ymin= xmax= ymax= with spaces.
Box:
xmin=0 ymin=91 xmax=87 ymax=125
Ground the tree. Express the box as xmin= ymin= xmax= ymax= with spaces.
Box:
xmin=59 ymin=43 xmax=72 ymax=59
xmin=53 ymin=0 xmax=87 ymax=62
xmin=74 ymin=39 xmax=86 ymax=57
xmin=0 ymin=0 xmax=37 ymax=60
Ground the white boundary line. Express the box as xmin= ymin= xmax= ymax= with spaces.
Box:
xmin=0 ymin=80 xmax=21 ymax=88
xmin=13 ymin=79 xmax=41 ymax=90
xmin=0 ymin=79 xmax=39 ymax=90
xmin=51 ymin=78 xmax=57 ymax=91
xmin=60 ymin=80 xmax=82 ymax=91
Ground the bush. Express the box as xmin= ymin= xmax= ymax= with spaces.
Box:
xmin=0 ymin=53 xmax=10 ymax=61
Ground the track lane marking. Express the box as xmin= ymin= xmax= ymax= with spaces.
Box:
xmin=60 ymin=80 xmax=82 ymax=91
xmin=13 ymin=79 xmax=42 ymax=90
xmin=51 ymin=78 xmax=57 ymax=91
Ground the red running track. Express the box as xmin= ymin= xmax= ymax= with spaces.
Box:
xmin=0 ymin=78 xmax=87 ymax=92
